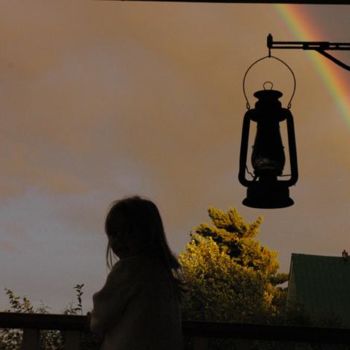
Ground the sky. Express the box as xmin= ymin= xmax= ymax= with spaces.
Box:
xmin=1 ymin=1 xmax=350 ymax=314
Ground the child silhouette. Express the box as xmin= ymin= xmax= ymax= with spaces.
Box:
xmin=90 ymin=196 xmax=183 ymax=350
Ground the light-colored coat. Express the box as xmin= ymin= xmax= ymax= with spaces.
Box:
xmin=90 ymin=252 xmax=183 ymax=350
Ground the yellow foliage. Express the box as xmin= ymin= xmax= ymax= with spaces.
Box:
xmin=179 ymin=207 xmax=286 ymax=323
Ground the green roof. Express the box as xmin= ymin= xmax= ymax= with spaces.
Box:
xmin=288 ymin=253 xmax=350 ymax=326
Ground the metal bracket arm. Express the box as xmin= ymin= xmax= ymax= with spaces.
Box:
xmin=267 ymin=34 xmax=350 ymax=71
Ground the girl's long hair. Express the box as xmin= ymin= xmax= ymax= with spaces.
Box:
xmin=105 ymin=196 xmax=183 ymax=297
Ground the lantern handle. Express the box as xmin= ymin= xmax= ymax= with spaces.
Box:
xmin=243 ymin=55 xmax=296 ymax=110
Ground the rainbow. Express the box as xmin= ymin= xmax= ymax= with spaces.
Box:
xmin=275 ymin=4 xmax=350 ymax=125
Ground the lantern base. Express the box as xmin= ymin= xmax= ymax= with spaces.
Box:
xmin=243 ymin=181 xmax=294 ymax=209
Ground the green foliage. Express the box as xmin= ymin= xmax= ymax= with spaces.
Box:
xmin=179 ymin=207 xmax=291 ymax=349
xmin=0 ymin=284 xmax=86 ymax=350
xmin=179 ymin=207 xmax=288 ymax=324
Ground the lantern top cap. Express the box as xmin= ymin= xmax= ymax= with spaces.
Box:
xmin=254 ymin=89 xmax=283 ymax=100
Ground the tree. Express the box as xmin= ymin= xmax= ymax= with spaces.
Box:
xmin=179 ymin=207 xmax=288 ymax=324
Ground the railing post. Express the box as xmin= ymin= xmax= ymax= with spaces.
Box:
xmin=63 ymin=330 xmax=81 ymax=350
xmin=193 ymin=337 xmax=209 ymax=350
xmin=21 ymin=328 xmax=40 ymax=350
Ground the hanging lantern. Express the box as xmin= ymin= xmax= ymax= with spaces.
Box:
xmin=238 ymin=56 xmax=298 ymax=209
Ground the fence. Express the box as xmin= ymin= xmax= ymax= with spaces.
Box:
xmin=1 ymin=312 xmax=350 ymax=350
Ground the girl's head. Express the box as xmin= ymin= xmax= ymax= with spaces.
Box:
xmin=105 ymin=196 xmax=180 ymax=272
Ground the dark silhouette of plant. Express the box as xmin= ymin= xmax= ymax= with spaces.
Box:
xmin=0 ymin=284 xmax=87 ymax=350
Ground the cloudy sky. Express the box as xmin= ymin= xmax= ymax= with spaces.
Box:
xmin=1 ymin=1 xmax=350 ymax=313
